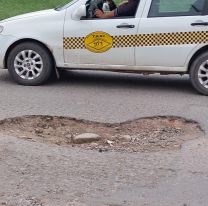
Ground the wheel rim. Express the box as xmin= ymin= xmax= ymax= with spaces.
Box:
xmin=14 ymin=50 xmax=43 ymax=80
xmin=198 ymin=60 xmax=208 ymax=89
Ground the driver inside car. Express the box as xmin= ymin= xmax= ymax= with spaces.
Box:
xmin=95 ymin=0 xmax=140 ymax=18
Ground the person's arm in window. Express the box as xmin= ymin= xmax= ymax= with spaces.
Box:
xmin=95 ymin=9 xmax=115 ymax=18
xmin=95 ymin=0 xmax=139 ymax=18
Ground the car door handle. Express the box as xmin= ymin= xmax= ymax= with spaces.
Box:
xmin=191 ymin=22 xmax=208 ymax=26
xmin=117 ymin=24 xmax=135 ymax=28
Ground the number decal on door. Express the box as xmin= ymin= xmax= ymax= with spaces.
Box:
xmin=84 ymin=31 xmax=113 ymax=53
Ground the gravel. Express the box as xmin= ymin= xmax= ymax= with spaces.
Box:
xmin=0 ymin=115 xmax=203 ymax=152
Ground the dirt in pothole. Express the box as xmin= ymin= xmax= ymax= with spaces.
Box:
xmin=0 ymin=116 xmax=204 ymax=152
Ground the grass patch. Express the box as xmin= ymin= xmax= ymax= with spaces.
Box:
xmin=0 ymin=0 xmax=70 ymax=19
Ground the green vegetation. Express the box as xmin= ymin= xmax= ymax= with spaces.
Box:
xmin=0 ymin=0 xmax=69 ymax=19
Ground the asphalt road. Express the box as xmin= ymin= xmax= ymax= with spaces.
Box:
xmin=0 ymin=69 xmax=208 ymax=206
xmin=0 ymin=70 xmax=207 ymax=130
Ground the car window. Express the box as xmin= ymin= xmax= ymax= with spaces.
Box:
xmin=82 ymin=0 xmax=140 ymax=19
xmin=148 ymin=0 xmax=206 ymax=17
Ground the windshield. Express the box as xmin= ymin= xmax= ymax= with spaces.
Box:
xmin=55 ymin=0 xmax=79 ymax=11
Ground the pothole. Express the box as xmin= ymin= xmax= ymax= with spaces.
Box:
xmin=0 ymin=116 xmax=203 ymax=152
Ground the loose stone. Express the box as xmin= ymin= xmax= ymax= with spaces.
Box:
xmin=73 ymin=133 xmax=101 ymax=144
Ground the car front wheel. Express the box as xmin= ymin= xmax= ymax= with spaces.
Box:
xmin=190 ymin=52 xmax=208 ymax=95
xmin=7 ymin=42 xmax=53 ymax=86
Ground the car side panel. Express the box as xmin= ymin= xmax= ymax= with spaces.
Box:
xmin=136 ymin=0 xmax=208 ymax=70
xmin=136 ymin=16 xmax=208 ymax=68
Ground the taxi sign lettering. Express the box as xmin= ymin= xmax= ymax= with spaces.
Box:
xmin=84 ymin=32 xmax=113 ymax=53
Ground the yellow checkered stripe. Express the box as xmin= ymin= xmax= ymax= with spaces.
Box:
xmin=64 ymin=37 xmax=85 ymax=49
xmin=113 ymin=35 xmax=137 ymax=48
xmin=64 ymin=31 xmax=208 ymax=50
xmin=113 ymin=31 xmax=208 ymax=47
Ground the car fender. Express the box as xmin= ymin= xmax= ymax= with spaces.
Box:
xmin=185 ymin=44 xmax=208 ymax=70
xmin=1 ymin=9 xmax=66 ymax=68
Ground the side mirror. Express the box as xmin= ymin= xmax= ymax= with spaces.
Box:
xmin=72 ymin=5 xmax=86 ymax=20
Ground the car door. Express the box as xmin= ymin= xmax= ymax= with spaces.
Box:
xmin=63 ymin=0 xmax=145 ymax=68
xmin=136 ymin=0 xmax=208 ymax=70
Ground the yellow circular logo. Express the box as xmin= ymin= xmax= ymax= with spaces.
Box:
xmin=84 ymin=31 xmax=113 ymax=53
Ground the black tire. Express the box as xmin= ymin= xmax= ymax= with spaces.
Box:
xmin=190 ymin=52 xmax=208 ymax=95
xmin=7 ymin=42 xmax=53 ymax=86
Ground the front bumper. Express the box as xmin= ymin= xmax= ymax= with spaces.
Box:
xmin=0 ymin=34 xmax=17 ymax=69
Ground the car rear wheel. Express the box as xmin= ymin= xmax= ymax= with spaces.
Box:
xmin=190 ymin=52 xmax=208 ymax=95
xmin=7 ymin=42 xmax=53 ymax=86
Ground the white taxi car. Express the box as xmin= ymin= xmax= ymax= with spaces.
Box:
xmin=0 ymin=0 xmax=208 ymax=95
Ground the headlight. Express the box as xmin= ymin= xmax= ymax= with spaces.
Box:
xmin=0 ymin=25 xmax=4 ymax=33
